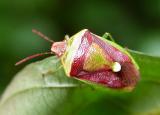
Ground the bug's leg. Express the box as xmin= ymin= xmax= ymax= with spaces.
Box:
xmin=102 ymin=32 xmax=115 ymax=42
xmin=41 ymin=65 xmax=63 ymax=79
xmin=124 ymin=46 xmax=129 ymax=52
xmin=45 ymin=65 xmax=63 ymax=75
xmin=64 ymin=34 xmax=70 ymax=40
xmin=41 ymin=64 xmax=63 ymax=85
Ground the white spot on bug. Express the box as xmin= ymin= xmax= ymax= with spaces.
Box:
xmin=112 ymin=62 xmax=121 ymax=72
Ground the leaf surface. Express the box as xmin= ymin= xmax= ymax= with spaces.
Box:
xmin=0 ymin=51 xmax=160 ymax=115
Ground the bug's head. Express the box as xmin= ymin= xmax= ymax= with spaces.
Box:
xmin=15 ymin=29 xmax=68 ymax=66
xmin=51 ymin=40 xmax=67 ymax=57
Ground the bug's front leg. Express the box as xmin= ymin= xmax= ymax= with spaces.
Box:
xmin=102 ymin=32 xmax=115 ymax=42
xmin=64 ymin=35 xmax=70 ymax=40
xmin=42 ymin=65 xmax=63 ymax=77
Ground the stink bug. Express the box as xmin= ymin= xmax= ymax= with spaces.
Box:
xmin=16 ymin=29 xmax=140 ymax=90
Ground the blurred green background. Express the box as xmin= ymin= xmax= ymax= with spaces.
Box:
xmin=0 ymin=0 xmax=160 ymax=93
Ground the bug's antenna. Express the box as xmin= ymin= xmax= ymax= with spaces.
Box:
xmin=32 ymin=29 xmax=54 ymax=43
xmin=15 ymin=52 xmax=53 ymax=66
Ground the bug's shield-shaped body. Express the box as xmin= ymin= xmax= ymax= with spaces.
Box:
xmin=61 ymin=29 xmax=140 ymax=90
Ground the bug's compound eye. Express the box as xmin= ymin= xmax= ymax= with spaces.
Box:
xmin=112 ymin=62 xmax=121 ymax=72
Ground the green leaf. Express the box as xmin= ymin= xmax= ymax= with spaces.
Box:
xmin=0 ymin=51 xmax=160 ymax=115
xmin=0 ymin=57 xmax=106 ymax=115
xmin=129 ymin=50 xmax=160 ymax=82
